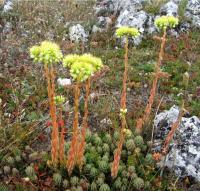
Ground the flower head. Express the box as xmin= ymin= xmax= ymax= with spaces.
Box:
xmin=62 ymin=54 xmax=80 ymax=68
xmin=116 ymin=26 xmax=140 ymax=38
xmin=79 ymin=54 xmax=103 ymax=72
xmin=30 ymin=41 xmax=63 ymax=65
xmin=154 ymin=16 xmax=179 ymax=31
xmin=70 ymin=61 xmax=94 ymax=82
xmin=63 ymin=54 xmax=103 ymax=82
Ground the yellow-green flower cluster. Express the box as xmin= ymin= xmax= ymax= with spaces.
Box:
xmin=63 ymin=54 xmax=103 ymax=82
xmin=116 ymin=26 xmax=140 ymax=38
xmin=120 ymin=108 xmax=127 ymax=118
xmin=54 ymin=95 xmax=65 ymax=105
xmin=154 ymin=16 xmax=179 ymax=31
xmin=30 ymin=41 xmax=63 ymax=65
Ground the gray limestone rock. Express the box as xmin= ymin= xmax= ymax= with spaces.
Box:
xmin=153 ymin=106 xmax=200 ymax=181
xmin=69 ymin=24 xmax=89 ymax=43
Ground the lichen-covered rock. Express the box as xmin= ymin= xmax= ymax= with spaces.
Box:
xmin=2 ymin=0 xmax=13 ymax=12
xmin=153 ymin=105 xmax=200 ymax=181
xmin=160 ymin=1 xmax=178 ymax=16
xmin=185 ymin=0 xmax=200 ymax=28
xmin=69 ymin=24 xmax=89 ymax=43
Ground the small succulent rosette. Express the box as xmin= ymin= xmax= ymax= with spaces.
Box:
xmin=154 ymin=16 xmax=179 ymax=31
xmin=30 ymin=41 xmax=63 ymax=65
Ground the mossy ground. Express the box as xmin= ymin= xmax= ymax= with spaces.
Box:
xmin=0 ymin=1 xmax=200 ymax=190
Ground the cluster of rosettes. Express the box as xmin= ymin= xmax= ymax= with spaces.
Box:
xmin=63 ymin=54 xmax=103 ymax=82
xmin=154 ymin=16 xmax=179 ymax=31
xmin=116 ymin=26 xmax=140 ymax=38
xmin=30 ymin=41 xmax=63 ymax=65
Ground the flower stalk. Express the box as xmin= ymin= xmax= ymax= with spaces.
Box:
xmin=111 ymin=27 xmax=140 ymax=178
xmin=136 ymin=16 xmax=179 ymax=133
xmin=77 ymin=78 xmax=91 ymax=170
xmin=30 ymin=41 xmax=63 ymax=166
xmin=67 ymin=82 xmax=80 ymax=175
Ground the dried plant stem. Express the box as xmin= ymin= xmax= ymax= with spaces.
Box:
xmin=58 ymin=107 xmax=65 ymax=165
xmin=136 ymin=31 xmax=167 ymax=133
xmin=162 ymin=101 xmax=184 ymax=155
xmin=44 ymin=64 xmax=59 ymax=165
xmin=111 ymin=37 xmax=128 ymax=178
xmin=67 ymin=83 xmax=80 ymax=175
xmin=77 ymin=78 xmax=91 ymax=170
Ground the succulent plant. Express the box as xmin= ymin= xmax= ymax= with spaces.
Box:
xmin=90 ymin=182 xmax=97 ymax=191
xmin=29 ymin=152 xmax=38 ymax=161
xmin=0 ymin=184 xmax=9 ymax=191
xmin=145 ymin=153 xmax=153 ymax=164
xmin=126 ymin=139 xmax=135 ymax=151
xmin=102 ymin=155 xmax=109 ymax=162
xmin=98 ymin=173 xmax=106 ymax=180
xmin=22 ymin=152 xmax=27 ymax=160
xmin=6 ymin=156 xmax=14 ymax=165
xmin=3 ymin=166 xmax=10 ymax=175
xmin=121 ymin=170 xmax=128 ymax=178
xmin=70 ymin=176 xmax=79 ymax=186
xmin=76 ymin=186 xmax=83 ymax=191
xmin=102 ymin=143 xmax=110 ymax=153
xmin=94 ymin=136 xmax=102 ymax=146
xmin=97 ymin=146 xmax=103 ymax=155
xmin=111 ymin=143 xmax=115 ymax=151
xmin=25 ymin=166 xmax=35 ymax=177
xmin=134 ymin=147 xmax=141 ymax=155
xmin=96 ymin=177 xmax=104 ymax=186
xmin=15 ymin=155 xmax=22 ymax=162
xmin=90 ymin=167 xmax=98 ymax=177
xmin=118 ymin=164 xmax=125 ymax=174
xmin=90 ymin=146 xmax=96 ymax=153
xmin=128 ymin=165 xmax=135 ymax=174
xmin=134 ymin=136 xmax=144 ymax=148
xmin=84 ymin=164 xmax=92 ymax=173
xmin=71 ymin=186 xmax=77 ymax=191
xmin=122 ymin=178 xmax=128 ymax=185
xmin=132 ymin=177 xmax=144 ymax=190
xmin=130 ymin=172 xmax=137 ymax=179
xmin=63 ymin=179 xmax=69 ymax=189
xmin=113 ymin=177 xmax=122 ymax=189
xmin=99 ymin=183 xmax=110 ymax=191
xmin=53 ymin=173 xmax=62 ymax=186
xmin=12 ymin=168 xmax=19 ymax=176
xmin=103 ymin=133 xmax=112 ymax=144
xmin=85 ymin=143 xmax=92 ymax=152
xmin=86 ymin=129 xmax=92 ymax=142
xmin=123 ymin=128 xmax=133 ymax=139
xmin=141 ymin=144 xmax=147 ymax=152
xmin=25 ymin=145 xmax=32 ymax=152
xmin=98 ymin=160 xmax=109 ymax=173
xmin=121 ymin=150 xmax=127 ymax=160
xmin=144 ymin=181 xmax=151 ymax=189
xmin=113 ymin=131 xmax=120 ymax=141
xmin=121 ymin=185 xmax=127 ymax=191
xmin=80 ymin=179 xmax=89 ymax=190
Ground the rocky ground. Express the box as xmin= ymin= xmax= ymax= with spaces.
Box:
xmin=1 ymin=0 xmax=200 ymax=190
